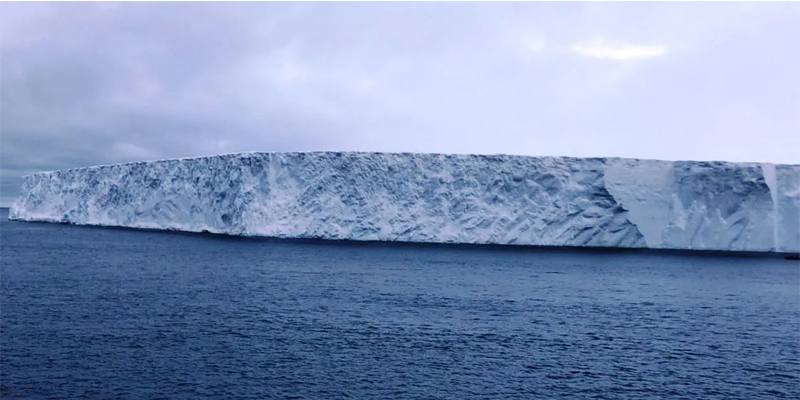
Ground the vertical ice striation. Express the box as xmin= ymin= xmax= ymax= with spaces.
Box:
xmin=9 ymin=152 xmax=800 ymax=253
xmin=775 ymin=165 xmax=800 ymax=252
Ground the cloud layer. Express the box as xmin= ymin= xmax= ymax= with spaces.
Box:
xmin=1 ymin=2 xmax=799 ymax=205
xmin=571 ymin=40 xmax=667 ymax=60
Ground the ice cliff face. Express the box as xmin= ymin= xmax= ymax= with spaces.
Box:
xmin=9 ymin=152 xmax=800 ymax=253
xmin=605 ymin=160 xmax=799 ymax=252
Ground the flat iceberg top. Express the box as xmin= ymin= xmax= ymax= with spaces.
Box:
xmin=10 ymin=152 xmax=800 ymax=253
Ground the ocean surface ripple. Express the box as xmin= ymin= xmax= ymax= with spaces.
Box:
xmin=1 ymin=209 xmax=798 ymax=399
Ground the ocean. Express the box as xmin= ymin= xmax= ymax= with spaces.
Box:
xmin=1 ymin=208 xmax=798 ymax=399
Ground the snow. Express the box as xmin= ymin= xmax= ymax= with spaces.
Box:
xmin=9 ymin=152 xmax=800 ymax=253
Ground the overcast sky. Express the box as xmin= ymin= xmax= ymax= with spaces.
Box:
xmin=1 ymin=2 xmax=799 ymax=205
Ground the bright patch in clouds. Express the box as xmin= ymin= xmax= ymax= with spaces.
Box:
xmin=571 ymin=40 xmax=667 ymax=61
xmin=522 ymin=36 xmax=546 ymax=53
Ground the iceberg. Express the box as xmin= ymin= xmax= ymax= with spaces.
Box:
xmin=9 ymin=152 xmax=800 ymax=253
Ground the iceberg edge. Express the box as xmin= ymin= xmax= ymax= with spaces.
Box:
xmin=10 ymin=152 xmax=800 ymax=253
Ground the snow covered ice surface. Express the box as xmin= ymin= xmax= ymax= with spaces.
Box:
xmin=9 ymin=152 xmax=800 ymax=253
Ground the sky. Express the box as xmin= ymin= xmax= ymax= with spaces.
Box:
xmin=1 ymin=2 xmax=799 ymax=205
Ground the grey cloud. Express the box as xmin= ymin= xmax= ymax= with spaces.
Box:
xmin=1 ymin=2 xmax=799 ymax=205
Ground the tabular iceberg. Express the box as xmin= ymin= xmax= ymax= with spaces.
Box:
xmin=9 ymin=152 xmax=800 ymax=253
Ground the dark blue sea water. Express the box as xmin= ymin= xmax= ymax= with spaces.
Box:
xmin=1 ymin=209 xmax=798 ymax=399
